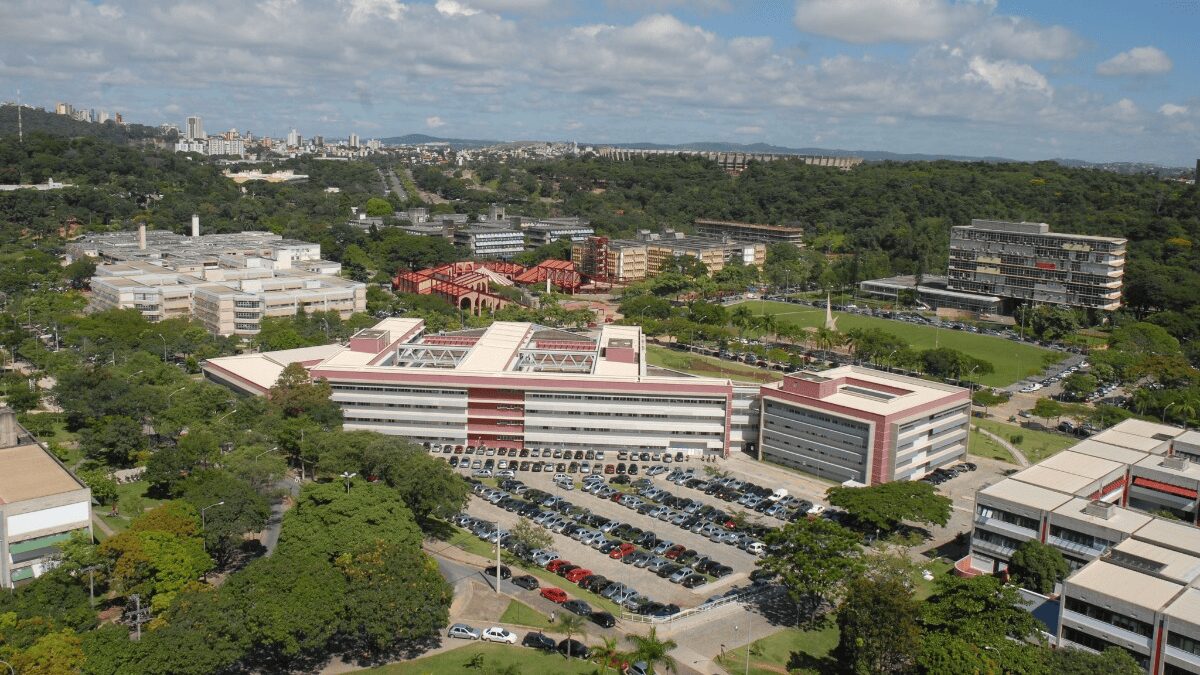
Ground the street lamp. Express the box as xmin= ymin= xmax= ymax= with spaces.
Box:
xmin=215 ymin=408 xmax=238 ymax=425
xmin=341 ymin=471 xmax=357 ymax=493
xmin=1164 ymin=402 xmax=1179 ymax=425
xmin=200 ymin=501 xmax=225 ymax=552
xmin=156 ymin=333 xmax=168 ymax=362
xmin=166 ymin=386 xmax=187 ymax=402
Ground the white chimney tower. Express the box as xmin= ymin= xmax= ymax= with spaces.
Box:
xmin=191 ymin=214 xmax=200 ymax=238
xmin=138 ymin=224 xmax=146 ymax=250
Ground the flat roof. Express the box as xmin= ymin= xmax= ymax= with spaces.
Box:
xmin=1107 ymin=419 xmax=1186 ymax=442
xmin=764 ymin=365 xmax=964 ymax=417
xmin=1109 ymin=538 xmax=1200 ymax=585
xmin=1177 ymin=430 xmax=1200 ymax=448
xmin=1066 ymin=560 xmax=1184 ymax=610
xmin=1051 ymin=498 xmax=1152 ymax=534
xmin=592 ymin=325 xmax=641 ymax=377
xmin=693 ymin=219 xmax=804 ymax=233
xmin=204 ymin=343 xmax=346 ymax=391
xmin=0 ymin=443 xmax=85 ymax=504
xmin=1090 ymin=428 xmax=1172 ymax=453
xmin=978 ymin=478 xmax=1073 ymax=512
xmin=1037 ymin=451 xmax=1123 ymax=481
xmin=1164 ymin=588 xmax=1200 ymax=627
xmin=457 ymin=322 xmax=532 ymax=373
xmin=1067 ymin=438 xmax=1151 ymax=466
xmin=1132 ymin=519 xmax=1200 ymax=558
xmin=1134 ymin=453 xmax=1200 ymax=481
xmin=1010 ymin=465 xmax=1096 ymax=496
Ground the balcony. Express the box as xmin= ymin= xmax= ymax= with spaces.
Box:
xmin=973 ymin=514 xmax=1038 ymax=540
xmin=1060 ymin=609 xmax=1152 ymax=652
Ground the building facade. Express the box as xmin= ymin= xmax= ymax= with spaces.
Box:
xmin=947 ymin=219 xmax=1126 ymax=311
xmin=455 ymin=225 xmax=527 ymax=259
xmin=693 ymin=219 xmax=805 ymax=247
xmin=757 ymin=366 xmax=970 ymax=485
xmin=0 ymin=408 xmax=92 ymax=588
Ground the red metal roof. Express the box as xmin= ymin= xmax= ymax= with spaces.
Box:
xmin=1133 ymin=477 xmax=1198 ymax=499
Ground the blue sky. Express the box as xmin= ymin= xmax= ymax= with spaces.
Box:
xmin=1 ymin=0 xmax=1197 ymax=165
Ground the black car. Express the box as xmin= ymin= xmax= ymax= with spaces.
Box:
xmin=590 ymin=611 xmax=616 ymax=628
xmin=512 ymin=574 xmax=539 ymax=590
xmin=523 ymin=631 xmax=556 ymax=651
xmin=581 ymin=575 xmax=609 ymax=591
xmin=657 ymin=563 xmax=683 ymax=579
xmin=563 ymin=599 xmax=592 ymax=616
xmin=750 ymin=568 xmax=778 ymax=582
xmin=599 ymin=541 xmax=620 ymax=554
xmin=556 ymin=564 xmax=580 ymax=578
xmin=558 ymin=638 xmax=590 ymax=659
xmin=628 ymin=464 xmax=639 ymax=475
xmin=681 ymin=574 xmax=706 ymax=589
xmin=712 ymin=564 xmax=733 ymax=578
xmin=483 ymin=565 xmax=511 ymax=580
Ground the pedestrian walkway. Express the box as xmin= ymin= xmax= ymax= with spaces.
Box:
xmin=976 ymin=427 xmax=1030 ymax=466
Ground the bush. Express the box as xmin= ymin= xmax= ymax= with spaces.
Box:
xmin=1009 ymin=434 xmax=1024 ymax=445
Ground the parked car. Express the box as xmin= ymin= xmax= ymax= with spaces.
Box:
xmin=563 ymin=599 xmax=592 ymax=616
xmin=590 ymin=611 xmax=616 ymax=628
xmin=481 ymin=626 xmax=517 ymax=644
xmin=512 ymin=575 xmax=539 ymax=590
xmin=448 ymin=623 xmax=480 ymax=640
xmin=540 ymin=587 xmax=569 ymax=603
xmin=523 ymin=631 xmax=556 ymax=651
xmin=483 ymin=564 xmax=511 ymax=580
xmin=558 ymin=638 xmax=590 ymax=659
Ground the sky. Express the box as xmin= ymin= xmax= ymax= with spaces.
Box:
xmin=1 ymin=0 xmax=1197 ymax=165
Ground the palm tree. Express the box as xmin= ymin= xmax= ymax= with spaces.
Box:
xmin=756 ymin=314 xmax=778 ymax=342
xmin=559 ymin=614 xmax=587 ymax=660
xmin=591 ymin=636 xmax=623 ymax=674
xmin=627 ymin=627 xmax=679 ymax=674
xmin=730 ymin=306 xmax=754 ymax=339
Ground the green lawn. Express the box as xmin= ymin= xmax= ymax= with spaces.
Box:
xmin=745 ymin=300 xmax=1059 ymax=387
xmin=912 ymin=558 xmax=954 ymax=601
xmin=967 ymin=426 xmax=1017 ymax=463
xmin=973 ymin=417 xmax=1077 ymax=463
xmin=716 ymin=625 xmax=840 ymax=675
xmin=646 ymin=344 xmax=781 ymax=383
xmin=367 ymin=642 xmax=601 ymax=674
xmin=500 ymin=599 xmax=553 ymax=630
xmin=97 ymin=480 xmax=164 ymax=535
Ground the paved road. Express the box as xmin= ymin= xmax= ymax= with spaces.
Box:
xmin=262 ymin=477 xmax=300 ymax=555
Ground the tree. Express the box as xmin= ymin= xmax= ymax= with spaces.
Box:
xmin=916 ymin=633 xmax=999 ymax=675
xmin=180 ymin=470 xmax=271 ymax=567
xmin=1031 ymin=397 xmax=1064 ymax=428
xmin=335 ymin=540 xmax=452 ymax=654
xmin=77 ymin=468 xmax=119 ymax=505
xmin=277 ymin=481 xmax=423 ymax=561
xmin=758 ymin=518 xmax=864 ymax=622
xmin=1048 ymin=646 xmax=1143 ymax=675
xmin=507 ymin=517 xmax=553 ymax=556
xmin=921 ymin=576 xmax=1042 ymax=651
xmin=79 ymin=414 xmax=146 ymax=466
xmin=972 ymin=388 xmax=1008 ymax=417
xmin=826 ymin=481 xmax=952 ymax=534
xmin=1061 ymin=372 xmax=1098 ymax=401
xmin=1007 ymin=540 xmax=1070 ymax=594
xmin=364 ymin=197 xmax=394 ymax=217
xmin=833 ymin=576 xmax=921 ymax=674
xmin=80 ymin=624 xmax=139 ymax=675
xmin=268 ymin=363 xmax=342 ymax=429
xmin=626 ymin=627 xmax=678 ymax=674
xmin=10 ymin=628 xmax=86 ymax=675
xmin=558 ymin=614 xmax=586 ymax=660
xmin=592 ymin=636 xmax=624 ymax=675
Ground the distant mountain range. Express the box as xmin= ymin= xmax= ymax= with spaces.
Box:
xmin=377 ymin=133 xmax=502 ymax=149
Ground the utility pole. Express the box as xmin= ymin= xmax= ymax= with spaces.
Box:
xmin=16 ymin=88 xmax=22 ymax=144
xmin=341 ymin=471 xmax=357 ymax=493
xmin=82 ymin=565 xmax=100 ymax=607
xmin=495 ymin=521 xmax=502 ymax=595
xmin=128 ymin=593 xmax=151 ymax=640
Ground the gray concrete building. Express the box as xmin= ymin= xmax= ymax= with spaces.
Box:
xmin=947 ymin=219 xmax=1127 ymax=311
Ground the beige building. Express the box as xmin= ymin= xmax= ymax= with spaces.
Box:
xmin=0 ymin=408 xmax=92 ymax=587
xmin=73 ymin=225 xmax=364 ymax=337
xmin=571 ymin=237 xmax=650 ymax=283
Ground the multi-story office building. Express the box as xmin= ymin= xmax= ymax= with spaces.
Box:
xmin=642 ymin=231 xmax=766 ymax=275
xmin=757 ymin=366 xmax=969 ymax=484
xmin=693 ymin=219 xmax=805 ymax=247
xmin=455 ymin=225 xmax=527 ymax=259
xmin=947 ymin=219 xmax=1126 ymax=311
xmin=70 ymin=225 xmax=364 ymax=337
xmin=185 ymin=115 xmax=203 ymax=141
xmin=0 ymin=407 xmax=92 ymax=588
xmin=572 ymin=237 xmax=650 ymax=283
xmin=204 ymin=319 xmax=738 ymax=456
xmin=525 ymin=221 xmax=595 ymax=248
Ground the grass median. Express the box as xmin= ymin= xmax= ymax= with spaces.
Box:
xmin=367 ymin=642 xmax=600 ymax=674
xmin=715 ymin=624 xmax=839 ymax=675
xmin=973 ymin=417 xmax=1077 ymax=463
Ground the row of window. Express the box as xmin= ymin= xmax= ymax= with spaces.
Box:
xmin=763 ymin=401 xmax=869 ymax=436
xmin=977 ymin=505 xmax=1040 ymax=532
xmin=332 ymin=384 xmax=463 ymax=397
xmin=1064 ymin=596 xmax=1153 ymax=638
xmin=1049 ymin=525 xmax=1114 ymax=551
xmin=1061 ymin=627 xmax=1147 ymax=668
xmin=527 ymin=393 xmax=722 ymax=406
xmin=1168 ymin=631 xmax=1200 ymax=658
xmin=972 ymin=529 xmax=1024 ymax=552
xmin=524 ymin=425 xmax=719 ymax=438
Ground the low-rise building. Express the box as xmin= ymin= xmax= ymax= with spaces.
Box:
xmin=757 ymin=366 xmax=969 ymax=484
xmin=455 ymin=224 xmax=527 ymax=259
xmin=0 ymin=408 xmax=92 ymax=588
xmin=693 ymin=219 xmax=805 ymax=247
xmin=525 ymin=221 xmax=595 ymax=248
xmin=572 ymin=237 xmax=650 ymax=283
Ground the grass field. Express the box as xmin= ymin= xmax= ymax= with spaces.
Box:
xmin=500 ymin=599 xmax=553 ymax=630
xmin=744 ymin=300 xmax=1059 ymax=387
xmin=716 ymin=624 xmax=839 ymax=675
xmin=973 ymin=417 xmax=1077 ymax=463
xmin=967 ymin=426 xmax=1017 ymax=463
xmin=367 ymin=642 xmax=600 ymax=674
xmin=646 ymin=345 xmax=782 ymax=383
xmin=97 ymin=481 xmax=163 ymax=535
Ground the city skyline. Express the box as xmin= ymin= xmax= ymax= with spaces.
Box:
xmin=1 ymin=1 xmax=1197 ymax=165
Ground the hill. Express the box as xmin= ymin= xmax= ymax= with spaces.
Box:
xmin=378 ymin=133 xmax=501 ymax=149
xmin=0 ymin=104 xmax=166 ymax=145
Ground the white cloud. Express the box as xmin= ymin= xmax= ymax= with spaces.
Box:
xmin=606 ymin=0 xmax=732 ymax=11
xmin=963 ymin=16 xmax=1083 ymax=61
xmin=793 ymin=0 xmax=989 ymax=44
xmin=1160 ymin=103 xmax=1189 ymax=117
xmin=734 ymin=125 xmax=763 ymax=134
xmin=564 ymin=120 xmax=584 ymax=130
xmin=1104 ymin=98 xmax=1139 ymax=122
xmin=1097 ymin=46 xmax=1172 ymax=76
xmin=434 ymin=0 xmax=479 ymax=16
xmin=464 ymin=0 xmax=557 ymax=11
xmin=965 ymin=56 xmax=1051 ymax=95
xmin=425 ymin=115 xmax=447 ymax=128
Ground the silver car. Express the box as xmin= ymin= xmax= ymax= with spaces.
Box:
xmin=448 ymin=623 xmax=480 ymax=640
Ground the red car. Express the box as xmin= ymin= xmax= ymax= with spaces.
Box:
xmin=546 ymin=559 xmax=572 ymax=573
xmin=565 ymin=568 xmax=593 ymax=583
xmin=540 ymin=586 xmax=569 ymax=603
xmin=604 ymin=464 xmax=616 ymax=474
xmin=663 ymin=544 xmax=687 ymax=560
xmin=609 ymin=543 xmax=637 ymax=559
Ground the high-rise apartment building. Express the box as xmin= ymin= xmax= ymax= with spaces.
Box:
xmin=185 ymin=115 xmax=204 ymax=141
xmin=287 ymin=129 xmax=300 ymax=147
xmin=947 ymin=219 xmax=1126 ymax=311
xmin=348 ymin=133 xmax=359 ymax=148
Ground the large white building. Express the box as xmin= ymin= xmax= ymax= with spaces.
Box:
xmin=0 ymin=408 xmax=92 ymax=588
xmin=69 ymin=224 xmax=364 ymax=337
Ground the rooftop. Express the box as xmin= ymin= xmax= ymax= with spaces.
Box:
xmin=1050 ymin=498 xmax=1152 ymax=534
xmin=1163 ymin=588 xmax=1200 ymax=628
xmin=1066 ymin=560 xmax=1184 ymax=610
xmin=694 ymin=219 xmax=805 ymax=234
xmin=1131 ymin=518 xmax=1200 ymax=558
xmin=957 ymin=219 xmax=1127 ymax=245
xmin=978 ymin=478 xmax=1073 ymax=512
xmin=1036 ymin=450 xmax=1124 ymax=481
xmin=0 ymin=443 xmax=86 ymax=504
xmin=764 ymin=365 xmax=966 ymax=416
xmin=1107 ymin=538 xmax=1200 ymax=585
xmin=1066 ymin=438 xmax=1151 ymax=466
xmin=1133 ymin=453 xmax=1200 ymax=481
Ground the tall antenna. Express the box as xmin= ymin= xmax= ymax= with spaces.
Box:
xmin=16 ymin=88 xmax=22 ymax=143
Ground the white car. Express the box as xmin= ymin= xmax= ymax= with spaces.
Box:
xmin=481 ymin=626 xmax=517 ymax=644
xmin=807 ymin=503 xmax=826 ymax=516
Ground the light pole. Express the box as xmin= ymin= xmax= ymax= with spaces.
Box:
xmin=156 ymin=333 xmax=168 ymax=362
xmin=1164 ymin=402 xmax=1179 ymax=425
xmin=886 ymin=349 xmax=899 ymax=373
xmin=341 ymin=471 xmax=357 ymax=493
xmin=965 ymin=365 xmax=979 ymax=459
xmin=215 ymin=408 xmax=238 ymax=425
xmin=200 ymin=501 xmax=226 ymax=552
xmin=166 ymin=386 xmax=187 ymax=402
